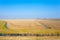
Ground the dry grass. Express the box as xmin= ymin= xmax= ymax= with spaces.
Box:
xmin=0 ymin=36 xmax=60 ymax=40
xmin=0 ymin=19 xmax=60 ymax=34
xmin=0 ymin=19 xmax=60 ymax=40
xmin=38 ymin=20 xmax=60 ymax=30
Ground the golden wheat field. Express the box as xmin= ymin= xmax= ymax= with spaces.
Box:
xmin=0 ymin=19 xmax=60 ymax=40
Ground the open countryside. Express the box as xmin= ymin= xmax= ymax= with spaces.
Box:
xmin=0 ymin=19 xmax=60 ymax=40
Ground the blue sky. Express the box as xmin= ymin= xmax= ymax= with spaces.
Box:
xmin=0 ymin=0 xmax=60 ymax=19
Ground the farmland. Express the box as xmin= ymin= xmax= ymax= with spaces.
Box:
xmin=0 ymin=19 xmax=60 ymax=40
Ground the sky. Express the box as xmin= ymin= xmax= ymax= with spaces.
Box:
xmin=0 ymin=0 xmax=60 ymax=19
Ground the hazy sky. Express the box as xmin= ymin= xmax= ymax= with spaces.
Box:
xmin=0 ymin=0 xmax=60 ymax=19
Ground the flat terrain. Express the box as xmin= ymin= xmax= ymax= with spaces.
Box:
xmin=38 ymin=20 xmax=60 ymax=30
xmin=0 ymin=36 xmax=60 ymax=40
xmin=0 ymin=19 xmax=60 ymax=40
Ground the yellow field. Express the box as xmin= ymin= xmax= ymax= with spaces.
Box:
xmin=0 ymin=19 xmax=60 ymax=34
xmin=0 ymin=19 xmax=60 ymax=40
xmin=38 ymin=20 xmax=60 ymax=30
xmin=0 ymin=36 xmax=60 ymax=40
